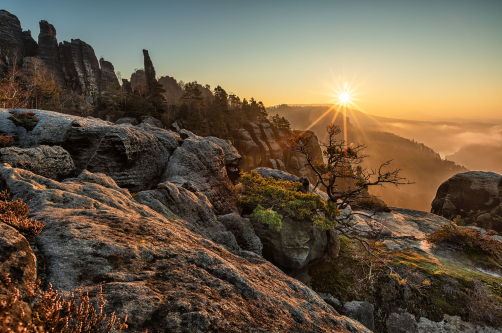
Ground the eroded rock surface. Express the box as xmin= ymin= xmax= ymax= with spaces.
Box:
xmin=431 ymin=171 xmax=502 ymax=232
xmin=0 ymin=145 xmax=75 ymax=181
xmin=0 ymin=164 xmax=370 ymax=333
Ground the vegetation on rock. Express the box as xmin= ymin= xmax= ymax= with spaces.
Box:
xmin=8 ymin=111 xmax=39 ymax=131
xmin=237 ymin=170 xmax=339 ymax=230
xmin=0 ymin=190 xmax=44 ymax=236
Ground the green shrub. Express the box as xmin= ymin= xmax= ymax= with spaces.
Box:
xmin=237 ymin=170 xmax=339 ymax=230
xmin=251 ymin=205 xmax=283 ymax=231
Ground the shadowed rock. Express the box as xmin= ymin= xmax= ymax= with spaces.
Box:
xmin=431 ymin=171 xmax=502 ymax=232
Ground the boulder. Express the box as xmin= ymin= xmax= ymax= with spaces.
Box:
xmin=0 ymin=145 xmax=76 ymax=181
xmin=248 ymin=214 xmax=328 ymax=270
xmin=431 ymin=171 xmax=502 ymax=232
xmin=0 ymin=164 xmax=370 ymax=333
xmin=342 ymin=301 xmax=374 ymax=331
xmin=163 ymin=131 xmax=239 ymax=214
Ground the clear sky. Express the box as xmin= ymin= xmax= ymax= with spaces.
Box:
xmin=3 ymin=0 xmax=502 ymax=119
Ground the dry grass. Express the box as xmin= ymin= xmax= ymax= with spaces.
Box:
xmin=427 ymin=222 xmax=502 ymax=263
xmin=0 ymin=134 xmax=14 ymax=148
xmin=27 ymin=281 xmax=128 ymax=333
xmin=466 ymin=280 xmax=502 ymax=327
xmin=0 ymin=275 xmax=30 ymax=333
xmin=0 ymin=190 xmax=45 ymax=236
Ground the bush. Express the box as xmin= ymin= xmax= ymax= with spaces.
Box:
xmin=427 ymin=222 xmax=502 ymax=263
xmin=237 ymin=170 xmax=339 ymax=230
xmin=8 ymin=111 xmax=39 ymax=131
xmin=0 ymin=190 xmax=45 ymax=236
xmin=0 ymin=134 xmax=14 ymax=148
xmin=28 ymin=282 xmax=128 ymax=333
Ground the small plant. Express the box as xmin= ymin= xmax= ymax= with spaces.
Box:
xmin=8 ymin=111 xmax=39 ymax=131
xmin=0 ymin=190 xmax=45 ymax=236
xmin=427 ymin=222 xmax=502 ymax=263
xmin=0 ymin=134 xmax=14 ymax=148
xmin=28 ymin=281 xmax=128 ymax=333
xmin=251 ymin=204 xmax=282 ymax=231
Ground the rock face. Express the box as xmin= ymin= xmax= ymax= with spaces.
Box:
xmin=99 ymin=58 xmax=120 ymax=92
xmin=143 ymin=49 xmax=156 ymax=87
xmin=0 ymin=145 xmax=76 ymax=181
xmin=0 ymin=10 xmax=119 ymax=106
xmin=431 ymin=171 xmax=502 ymax=232
xmin=59 ymin=39 xmax=101 ymax=105
xmin=233 ymin=123 xmax=324 ymax=183
xmin=0 ymin=10 xmax=37 ymax=63
xmin=159 ymin=76 xmax=183 ymax=101
xmin=0 ymin=164 xmax=370 ymax=333
xmin=130 ymin=69 xmax=147 ymax=92
xmin=37 ymin=20 xmax=65 ymax=86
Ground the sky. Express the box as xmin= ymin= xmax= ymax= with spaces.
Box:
xmin=3 ymin=0 xmax=502 ymax=120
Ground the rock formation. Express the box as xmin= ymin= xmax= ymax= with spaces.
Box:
xmin=0 ymin=163 xmax=370 ymax=333
xmin=99 ymin=58 xmax=120 ymax=92
xmin=0 ymin=10 xmax=120 ymax=106
xmin=0 ymin=10 xmax=37 ymax=63
xmin=431 ymin=171 xmax=502 ymax=232
xmin=37 ymin=20 xmax=65 ymax=85
xmin=233 ymin=123 xmax=324 ymax=182
xmin=159 ymin=75 xmax=183 ymax=101
xmin=130 ymin=69 xmax=146 ymax=92
xmin=143 ymin=49 xmax=156 ymax=87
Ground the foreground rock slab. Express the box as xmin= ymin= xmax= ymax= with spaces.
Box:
xmin=0 ymin=164 xmax=370 ymax=333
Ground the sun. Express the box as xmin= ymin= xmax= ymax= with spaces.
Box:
xmin=339 ymin=92 xmax=351 ymax=104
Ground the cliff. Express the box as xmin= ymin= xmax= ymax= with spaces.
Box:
xmin=0 ymin=10 xmax=119 ymax=106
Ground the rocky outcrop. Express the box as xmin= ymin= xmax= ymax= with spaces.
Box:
xmin=141 ymin=117 xmax=163 ymax=128
xmin=431 ymin=171 xmax=502 ymax=232
xmin=233 ymin=122 xmax=324 ymax=182
xmin=143 ymin=49 xmax=156 ymax=87
xmin=0 ymin=10 xmax=37 ymax=63
xmin=99 ymin=58 xmax=120 ymax=92
xmin=0 ymin=164 xmax=370 ymax=333
xmin=116 ymin=117 xmax=138 ymax=125
xmin=37 ymin=20 xmax=65 ymax=86
xmin=0 ymin=109 xmax=238 ymax=213
xmin=0 ymin=145 xmax=76 ymax=181
xmin=130 ymin=69 xmax=146 ymax=92
xmin=59 ymin=39 xmax=101 ymax=105
xmin=159 ymin=76 xmax=183 ymax=102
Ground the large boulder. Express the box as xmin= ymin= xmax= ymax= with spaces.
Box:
xmin=164 ymin=130 xmax=240 ymax=214
xmin=431 ymin=171 xmax=502 ymax=232
xmin=0 ymin=164 xmax=370 ymax=333
xmin=217 ymin=213 xmax=263 ymax=255
xmin=0 ymin=145 xmax=76 ymax=181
